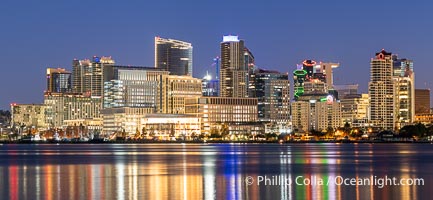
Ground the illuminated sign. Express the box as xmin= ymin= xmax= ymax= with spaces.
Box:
xmin=223 ymin=35 xmax=239 ymax=42
xmin=326 ymin=95 xmax=334 ymax=104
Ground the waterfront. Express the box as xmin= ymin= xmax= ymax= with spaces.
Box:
xmin=1 ymin=143 xmax=432 ymax=199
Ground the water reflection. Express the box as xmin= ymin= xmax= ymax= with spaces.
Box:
xmin=1 ymin=144 xmax=432 ymax=199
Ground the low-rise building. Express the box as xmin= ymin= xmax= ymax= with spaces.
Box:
xmin=184 ymin=97 xmax=262 ymax=135
xmin=11 ymin=103 xmax=47 ymax=130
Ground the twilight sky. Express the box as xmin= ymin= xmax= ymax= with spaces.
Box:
xmin=1 ymin=0 xmax=432 ymax=110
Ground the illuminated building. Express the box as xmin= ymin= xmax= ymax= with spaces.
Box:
xmin=414 ymin=113 xmax=433 ymax=125
xmin=139 ymin=114 xmax=201 ymax=138
xmin=10 ymin=103 xmax=46 ymax=129
xmin=101 ymin=107 xmax=200 ymax=136
xmin=368 ymin=49 xmax=395 ymax=131
xmin=291 ymin=101 xmax=310 ymax=133
xmin=63 ymin=118 xmax=103 ymax=132
xmin=72 ymin=56 xmax=114 ymax=96
xmin=415 ymin=89 xmax=430 ymax=114
xmin=44 ymin=92 xmax=102 ymax=128
xmin=293 ymin=67 xmax=307 ymax=100
xmin=308 ymin=62 xmax=340 ymax=90
xmin=253 ymin=69 xmax=290 ymax=132
xmin=220 ymin=35 xmax=249 ymax=98
xmin=103 ymin=66 xmax=169 ymax=113
xmin=101 ymin=107 xmax=155 ymax=134
xmin=165 ymin=75 xmax=202 ymax=114
xmin=303 ymin=80 xmax=327 ymax=95
xmin=340 ymin=94 xmax=369 ymax=127
xmin=184 ymin=97 xmax=262 ymax=135
xmin=244 ymin=48 xmax=256 ymax=98
xmin=393 ymin=56 xmax=415 ymax=129
xmin=155 ymin=37 xmax=193 ymax=76
xmin=291 ymin=97 xmax=342 ymax=133
xmin=46 ymin=68 xmax=71 ymax=93
xmin=293 ymin=60 xmax=339 ymax=100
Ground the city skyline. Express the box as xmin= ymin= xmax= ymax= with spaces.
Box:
xmin=1 ymin=1 xmax=433 ymax=109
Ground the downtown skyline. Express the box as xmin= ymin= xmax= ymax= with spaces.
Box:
xmin=1 ymin=0 xmax=433 ymax=109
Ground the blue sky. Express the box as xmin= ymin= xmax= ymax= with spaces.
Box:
xmin=1 ymin=0 xmax=432 ymax=109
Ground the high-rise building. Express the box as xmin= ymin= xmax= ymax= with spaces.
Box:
xmin=155 ymin=37 xmax=193 ymax=76
xmin=72 ymin=56 xmax=115 ymax=97
xmin=254 ymin=69 xmax=290 ymax=124
xmin=369 ymin=49 xmax=395 ymax=131
xmin=46 ymin=68 xmax=72 ymax=93
xmin=392 ymin=56 xmax=415 ymax=129
xmin=293 ymin=60 xmax=339 ymax=100
xmin=415 ymin=89 xmax=430 ymax=114
xmin=244 ymin=48 xmax=256 ymax=98
xmin=220 ymin=35 xmax=249 ymax=98
xmin=103 ymin=66 xmax=169 ymax=113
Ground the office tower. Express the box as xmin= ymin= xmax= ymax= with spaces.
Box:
xmin=44 ymin=92 xmax=102 ymax=128
xmin=72 ymin=56 xmax=115 ymax=96
xmin=46 ymin=68 xmax=72 ymax=93
xmin=220 ymin=35 xmax=249 ymax=98
xmin=155 ymin=37 xmax=193 ymax=76
xmin=10 ymin=104 xmax=46 ymax=129
xmin=415 ymin=89 xmax=430 ymax=114
xmin=103 ymin=66 xmax=169 ymax=113
xmin=254 ymin=69 xmax=290 ymax=124
xmin=369 ymin=49 xmax=395 ymax=131
xmin=393 ymin=56 xmax=415 ymax=129
xmin=165 ymin=75 xmax=202 ymax=114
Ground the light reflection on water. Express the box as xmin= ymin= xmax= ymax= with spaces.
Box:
xmin=1 ymin=143 xmax=432 ymax=200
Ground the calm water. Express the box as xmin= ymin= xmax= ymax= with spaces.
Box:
xmin=1 ymin=143 xmax=432 ymax=200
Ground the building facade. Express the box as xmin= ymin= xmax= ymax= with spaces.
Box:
xmin=184 ymin=97 xmax=260 ymax=135
xmin=101 ymin=107 xmax=157 ymax=134
xmin=415 ymin=89 xmax=430 ymax=114
xmin=72 ymin=56 xmax=115 ymax=96
xmin=103 ymin=67 xmax=169 ymax=113
xmin=46 ymin=68 xmax=71 ymax=93
xmin=368 ymin=50 xmax=395 ymax=131
xmin=254 ymin=69 xmax=290 ymax=125
xmin=291 ymin=98 xmax=342 ymax=133
xmin=10 ymin=104 xmax=46 ymax=129
xmin=220 ymin=35 xmax=249 ymax=98
xmin=340 ymin=94 xmax=369 ymax=127
xmin=155 ymin=37 xmax=193 ymax=76
xmin=44 ymin=92 xmax=102 ymax=128
xmin=165 ymin=75 xmax=202 ymax=114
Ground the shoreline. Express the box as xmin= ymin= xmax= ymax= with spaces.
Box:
xmin=0 ymin=140 xmax=431 ymax=144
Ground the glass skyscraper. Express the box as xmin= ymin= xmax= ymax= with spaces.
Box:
xmin=155 ymin=37 xmax=193 ymax=76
